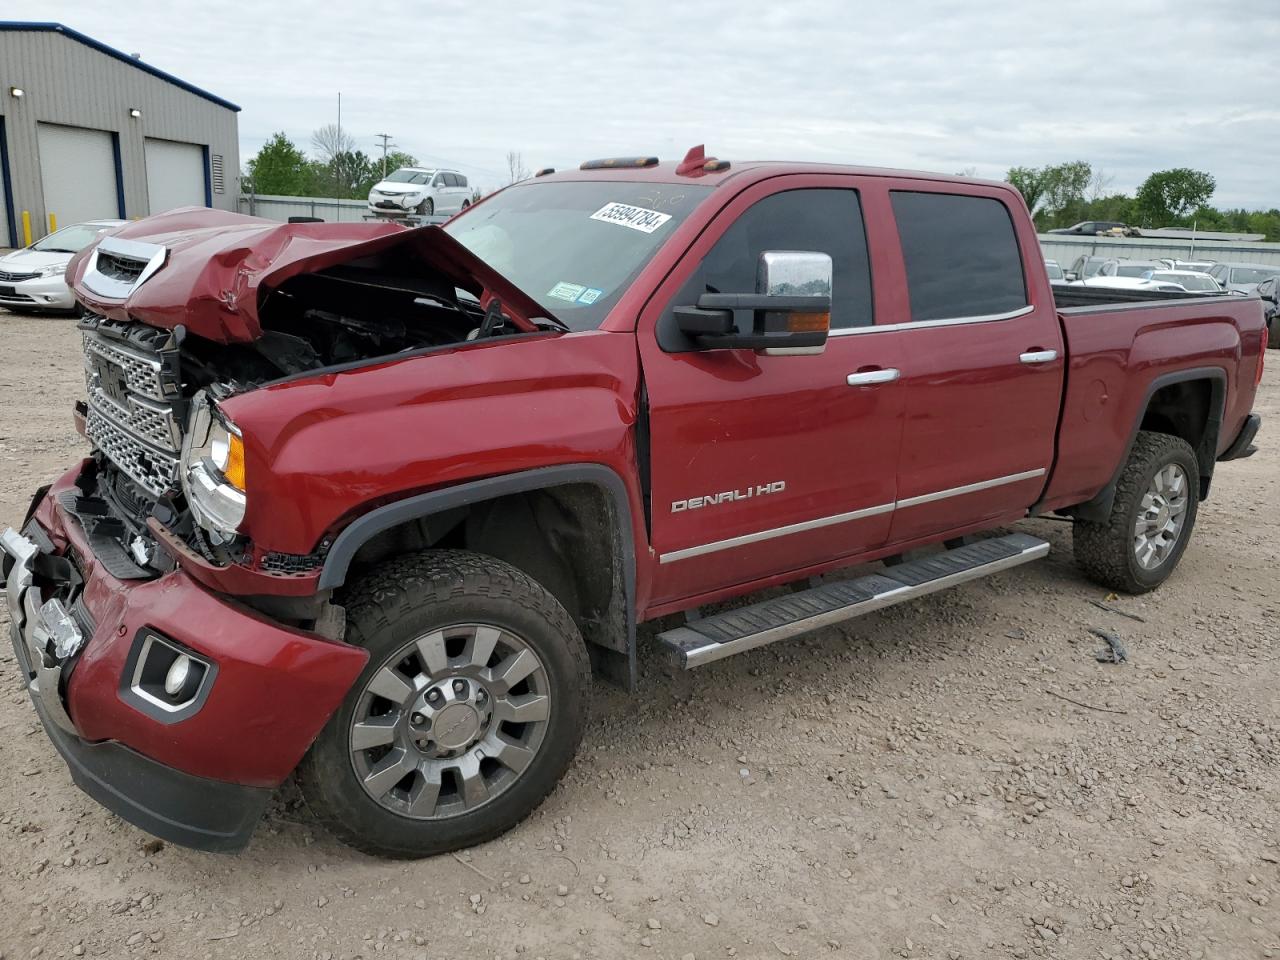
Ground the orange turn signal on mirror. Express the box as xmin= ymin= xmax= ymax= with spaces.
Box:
xmin=787 ymin=312 xmax=831 ymax=333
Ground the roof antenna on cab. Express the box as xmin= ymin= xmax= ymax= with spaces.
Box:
xmin=676 ymin=145 xmax=707 ymax=176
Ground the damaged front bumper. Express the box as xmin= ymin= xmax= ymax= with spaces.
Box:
xmin=1 ymin=465 xmax=369 ymax=852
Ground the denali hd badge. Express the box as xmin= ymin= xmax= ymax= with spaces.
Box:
xmin=671 ymin=481 xmax=786 ymax=513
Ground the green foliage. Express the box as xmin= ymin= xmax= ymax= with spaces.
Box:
xmin=1006 ymin=166 xmax=1046 ymax=216
xmin=376 ymin=151 xmax=418 ymax=179
xmin=1135 ymin=168 xmax=1217 ymax=225
xmin=1006 ymin=162 xmax=1277 ymax=240
xmin=244 ymin=132 xmax=310 ymax=196
xmin=1005 ymin=161 xmax=1092 ymax=228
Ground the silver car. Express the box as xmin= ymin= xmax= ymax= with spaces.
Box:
xmin=0 ymin=219 xmax=126 ymax=313
xmin=1206 ymin=262 xmax=1280 ymax=294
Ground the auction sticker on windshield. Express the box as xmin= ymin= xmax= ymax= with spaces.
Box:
xmin=590 ymin=202 xmax=672 ymax=234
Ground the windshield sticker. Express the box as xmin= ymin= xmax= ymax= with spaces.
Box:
xmin=548 ymin=281 xmax=587 ymax=303
xmin=577 ymin=287 xmax=603 ymax=305
xmin=590 ymin=202 xmax=673 ymax=234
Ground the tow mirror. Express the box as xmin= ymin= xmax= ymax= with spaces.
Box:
xmin=674 ymin=251 xmax=832 ymax=355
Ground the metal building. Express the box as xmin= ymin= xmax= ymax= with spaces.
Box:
xmin=0 ymin=21 xmax=240 ymax=248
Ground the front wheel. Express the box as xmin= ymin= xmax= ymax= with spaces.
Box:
xmin=1073 ymin=431 xmax=1199 ymax=594
xmin=298 ymin=550 xmax=591 ymax=858
xmin=416 ymin=198 xmax=434 ymax=216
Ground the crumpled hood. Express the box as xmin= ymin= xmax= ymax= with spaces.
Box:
xmin=66 ymin=206 xmax=544 ymax=343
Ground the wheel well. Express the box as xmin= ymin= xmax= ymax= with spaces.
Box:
xmin=342 ymin=482 xmax=632 ymax=685
xmin=1138 ymin=377 xmax=1218 ymax=496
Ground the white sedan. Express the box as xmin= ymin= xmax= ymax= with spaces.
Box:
xmin=0 ymin=220 xmax=125 ymax=313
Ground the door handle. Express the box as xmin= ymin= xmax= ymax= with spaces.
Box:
xmin=1019 ymin=349 xmax=1059 ymax=364
xmin=846 ymin=368 xmax=900 ymax=386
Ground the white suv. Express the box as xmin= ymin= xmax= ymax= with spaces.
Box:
xmin=367 ymin=167 xmax=471 ymax=216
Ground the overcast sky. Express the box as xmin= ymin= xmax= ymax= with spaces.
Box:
xmin=11 ymin=1 xmax=1279 ymax=207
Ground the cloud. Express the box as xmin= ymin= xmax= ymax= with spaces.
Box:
xmin=11 ymin=0 xmax=1279 ymax=206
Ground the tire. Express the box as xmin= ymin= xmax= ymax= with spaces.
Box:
xmin=1073 ymin=431 xmax=1199 ymax=594
xmin=298 ymin=550 xmax=591 ymax=858
xmin=1268 ymin=317 xmax=1280 ymax=349
xmin=462 ymin=199 xmax=471 ymax=209
xmin=416 ymin=198 xmax=434 ymax=216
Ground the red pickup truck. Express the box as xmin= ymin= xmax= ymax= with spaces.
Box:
xmin=1 ymin=148 xmax=1265 ymax=857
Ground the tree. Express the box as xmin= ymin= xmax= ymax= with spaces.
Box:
xmin=311 ymin=123 xmax=356 ymax=165
xmin=331 ymin=150 xmax=376 ymax=199
xmin=506 ymin=150 xmax=530 ymax=185
xmin=1006 ymin=161 xmax=1091 ymax=228
xmin=379 ymin=150 xmax=417 ymax=179
xmin=1006 ymin=166 xmax=1046 ymax=216
xmin=1135 ymin=168 xmax=1216 ymax=226
xmin=1039 ymin=161 xmax=1092 ymax=222
xmin=244 ymin=132 xmax=310 ymax=196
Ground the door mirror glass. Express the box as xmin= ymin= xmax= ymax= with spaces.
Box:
xmin=674 ymin=250 xmax=832 ymax=355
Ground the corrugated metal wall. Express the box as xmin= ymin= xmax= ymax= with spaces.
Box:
xmin=238 ymin=194 xmax=375 ymax=223
xmin=1038 ymin=234 xmax=1280 ymax=269
xmin=0 ymin=28 xmax=239 ymax=245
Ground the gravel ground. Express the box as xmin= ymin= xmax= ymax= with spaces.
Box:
xmin=0 ymin=311 xmax=1276 ymax=960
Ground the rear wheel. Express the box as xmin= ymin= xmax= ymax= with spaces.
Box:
xmin=298 ymin=550 xmax=590 ymax=858
xmin=1073 ymin=431 xmax=1199 ymax=594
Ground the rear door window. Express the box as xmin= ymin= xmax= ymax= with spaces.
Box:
xmin=890 ymin=191 xmax=1028 ymax=323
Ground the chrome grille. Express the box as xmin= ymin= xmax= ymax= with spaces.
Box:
xmin=86 ymin=382 xmax=179 ymax=450
xmin=0 ymin=269 xmax=40 ymax=283
xmin=84 ymin=406 xmax=180 ymax=497
xmin=81 ymin=325 xmax=183 ymax=498
xmin=82 ymin=332 xmax=167 ymax=401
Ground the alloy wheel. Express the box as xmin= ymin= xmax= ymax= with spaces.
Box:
xmin=348 ymin=623 xmax=551 ymax=820
xmin=1133 ymin=463 xmax=1189 ymax=570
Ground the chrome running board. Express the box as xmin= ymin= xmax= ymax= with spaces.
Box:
xmin=657 ymin=532 xmax=1049 ymax=669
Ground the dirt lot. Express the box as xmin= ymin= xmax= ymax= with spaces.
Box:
xmin=0 ymin=311 xmax=1276 ymax=960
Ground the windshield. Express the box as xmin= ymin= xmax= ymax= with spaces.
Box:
xmin=1045 ymin=262 xmax=1063 ymax=279
xmin=385 ymin=169 xmax=432 ymax=185
xmin=1115 ymin=263 xmax=1159 ymax=277
xmin=445 ymin=180 xmax=712 ymax=330
xmin=1230 ymin=267 xmax=1279 ymax=285
xmin=31 ymin=223 xmax=108 ymax=253
xmin=1081 ymin=258 xmax=1106 ymax=277
xmin=1151 ymin=272 xmax=1217 ymax=291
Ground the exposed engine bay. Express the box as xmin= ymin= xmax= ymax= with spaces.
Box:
xmin=74 ymin=249 xmax=536 ymax=586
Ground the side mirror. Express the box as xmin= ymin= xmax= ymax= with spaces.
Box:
xmin=674 ymin=251 xmax=832 ymax=355
xmin=1065 ymin=272 xmax=1079 ymax=281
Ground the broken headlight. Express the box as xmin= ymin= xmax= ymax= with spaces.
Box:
xmin=181 ymin=396 xmax=246 ymax=540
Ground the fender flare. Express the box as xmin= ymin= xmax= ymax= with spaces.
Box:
xmin=316 ymin=463 xmax=639 ymax=683
xmin=1071 ymin=366 xmax=1226 ymax=523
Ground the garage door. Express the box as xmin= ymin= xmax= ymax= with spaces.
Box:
xmin=37 ymin=123 xmax=119 ymax=229
xmin=145 ymin=138 xmax=206 ymax=214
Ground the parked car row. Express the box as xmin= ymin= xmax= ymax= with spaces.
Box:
xmin=1055 ymin=253 xmax=1280 ymax=297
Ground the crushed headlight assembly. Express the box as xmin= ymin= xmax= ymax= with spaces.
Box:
xmin=181 ymin=395 xmax=246 ymax=540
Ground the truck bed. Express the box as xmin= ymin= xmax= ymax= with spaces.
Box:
xmin=1052 ymin=285 xmax=1220 ymax=310
xmin=1040 ymin=289 xmax=1266 ymax=516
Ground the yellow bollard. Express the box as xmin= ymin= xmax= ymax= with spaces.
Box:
xmin=48 ymin=213 xmax=57 ymax=234
xmin=21 ymin=210 xmax=31 ymax=247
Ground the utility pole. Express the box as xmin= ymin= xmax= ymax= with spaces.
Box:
xmin=375 ymin=133 xmax=395 ymax=177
